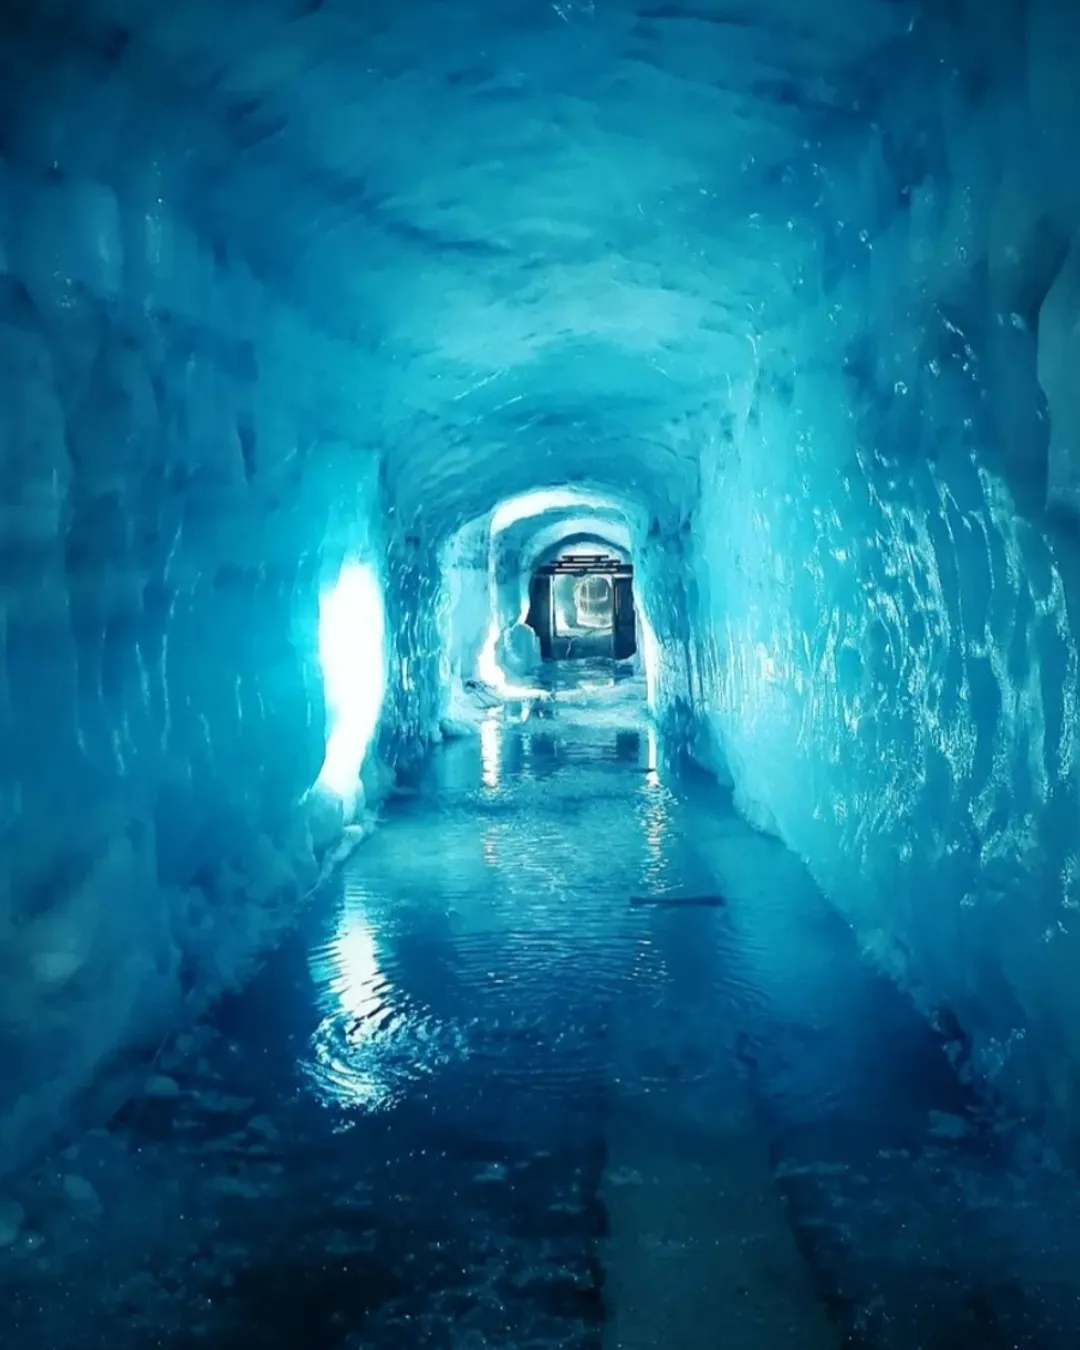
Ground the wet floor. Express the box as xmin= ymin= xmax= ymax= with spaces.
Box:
xmin=4 ymin=662 xmax=1080 ymax=1348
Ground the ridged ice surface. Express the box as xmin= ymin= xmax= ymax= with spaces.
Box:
xmin=693 ymin=381 xmax=1080 ymax=1138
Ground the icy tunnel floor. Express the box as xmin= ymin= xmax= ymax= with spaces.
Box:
xmin=5 ymin=692 xmax=1080 ymax=1347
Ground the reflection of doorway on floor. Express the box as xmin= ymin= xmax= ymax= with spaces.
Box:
xmin=526 ymin=553 xmax=637 ymax=661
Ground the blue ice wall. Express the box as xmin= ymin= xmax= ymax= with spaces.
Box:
xmin=695 ymin=353 xmax=1080 ymax=1126
xmin=0 ymin=104 xmax=393 ymax=1171
xmin=633 ymin=522 xmax=698 ymax=726
xmin=691 ymin=0 xmax=1080 ymax=1136
xmin=380 ymin=531 xmax=445 ymax=768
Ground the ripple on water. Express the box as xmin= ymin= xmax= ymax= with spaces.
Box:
xmin=303 ymin=916 xmax=471 ymax=1111
xmin=303 ymin=902 xmax=745 ymax=1118
xmin=305 ymin=1004 xmax=472 ymax=1112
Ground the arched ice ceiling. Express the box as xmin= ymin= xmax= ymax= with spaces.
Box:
xmin=6 ymin=0 xmax=919 ymax=532
xmin=532 ymin=519 xmax=630 ymax=556
xmin=517 ymin=514 xmax=633 ymax=571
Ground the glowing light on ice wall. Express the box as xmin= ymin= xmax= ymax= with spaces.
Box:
xmin=316 ymin=560 xmax=386 ymax=799
xmin=637 ymin=603 xmax=661 ymax=711
xmin=476 ymin=596 xmax=545 ymax=701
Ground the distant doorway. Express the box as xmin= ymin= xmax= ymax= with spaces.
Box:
xmin=526 ymin=553 xmax=637 ymax=661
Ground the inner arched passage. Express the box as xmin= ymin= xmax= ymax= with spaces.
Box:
xmin=526 ymin=535 xmax=636 ymax=662
xmin=436 ymin=487 xmax=664 ymax=722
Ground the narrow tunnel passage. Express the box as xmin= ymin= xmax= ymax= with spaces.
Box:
xmin=5 ymin=0 xmax=1080 ymax=1347
xmin=528 ymin=549 xmax=638 ymax=662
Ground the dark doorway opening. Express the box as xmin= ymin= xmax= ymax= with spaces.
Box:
xmin=526 ymin=554 xmax=637 ymax=661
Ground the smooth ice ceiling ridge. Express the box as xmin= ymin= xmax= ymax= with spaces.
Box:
xmin=489 ymin=488 xmax=629 ymax=535
xmin=523 ymin=518 xmax=633 ymax=572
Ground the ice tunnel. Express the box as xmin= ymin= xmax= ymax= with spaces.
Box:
xmin=5 ymin=0 xmax=1080 ymax=1343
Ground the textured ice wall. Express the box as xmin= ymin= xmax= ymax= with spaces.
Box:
xmin=627 ymin=518 xmax=695 ymax=727
xmin=439 ymin=517 xmax=492 ymax=694
xmin=380 ymin=530 xmax=445 ymax=767
xmin=686 ymin=0 xmax=1080 ymax=1141
xmin=696 ymin=355 xmax=1080 ymax=1120
xmin=0 ymin=139 xmax=387 ymax=1171
xmin=693 ymin=319 xmax=1080 ymax=1120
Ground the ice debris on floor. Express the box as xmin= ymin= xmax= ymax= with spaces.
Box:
xmin=0 ymin=1198 xmax=25 ymax=1248
xmin=0 ymin=1003 xmax=608 ymax=1350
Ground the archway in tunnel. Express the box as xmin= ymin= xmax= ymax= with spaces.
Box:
xmin=438 ymin=487 xmax=659 ymax=709
xmin=525 ymin=537 xmax=638 ymax=662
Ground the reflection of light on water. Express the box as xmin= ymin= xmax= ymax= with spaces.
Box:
xmin=306 ymin=907 xmax=394 ymax=1109
xmin=330 ymin=917 xmax=382 ymax=1022
xmin=482 ymin=830 xmax=499 ymax=867
xmin=480 ymin=715 xmax=501 ymax=789
xmin=316 ymin=561 xmax=386 ymax=802
xmin=305 ymin=905 xmax=466 ymax=1111
xmin=638 ymin=778 xmax=671 ymax=888
xmin=644 ymin=799 xmax=666 ymax=860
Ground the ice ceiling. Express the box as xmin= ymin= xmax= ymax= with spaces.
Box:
xmin=4 ymin=0 xmax=1080 ymax=1172
xmin=4 ymin=0 xmax=930 ymax=525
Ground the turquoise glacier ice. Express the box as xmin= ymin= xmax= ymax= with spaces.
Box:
xmin=4 ymin=1 xmax=1080 ymax=1344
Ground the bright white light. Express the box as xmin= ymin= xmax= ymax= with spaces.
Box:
xmin=330 ymin=915 xmax=382 ymax=1021
xmin=637 ymin=604 xmax=661 ymax=711
xmin=316 ymin=560 xmax=386 ymax=800
xmin=476 ymin=617 xmax=505 ymax=689
xmin=480 ymin=714 xmax=501 ymax=789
